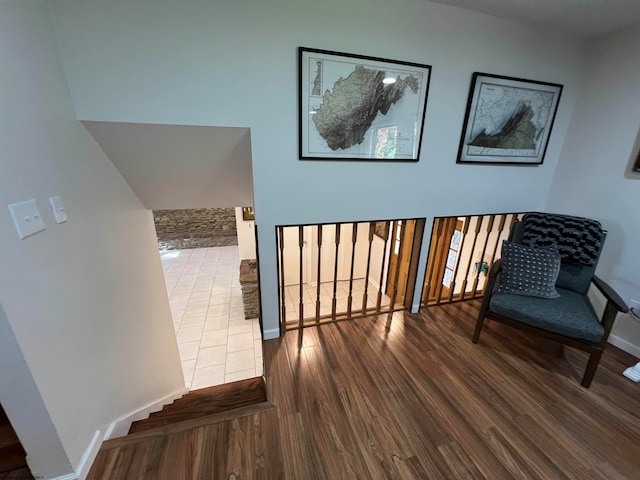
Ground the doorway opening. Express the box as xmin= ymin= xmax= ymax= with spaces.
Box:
xmin=156 ymin=207 xmax=261 ymax=390
xmin=276 ymin=218 xmax=425 ymax=333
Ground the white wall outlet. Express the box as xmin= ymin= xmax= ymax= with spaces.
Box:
xmin=49 ymin=196 xmax=68 ymax=224
xmin=8 ymin=199 xmax=46 ymax=239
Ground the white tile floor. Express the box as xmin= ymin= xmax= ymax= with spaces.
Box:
xmin=160 ymin=246 xmax=262 ymax=390
xmin=283 ymin=279 xmax=392 ymax=322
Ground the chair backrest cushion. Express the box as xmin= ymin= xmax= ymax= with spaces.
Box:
xmin=511 ymin=213 xmax=606 ymax=295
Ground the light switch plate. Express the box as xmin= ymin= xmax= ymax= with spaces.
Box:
xmin=49 ymin=196 xmax=68 ymax=224
xmin=8 ymin=199 xmax=46 ymax=239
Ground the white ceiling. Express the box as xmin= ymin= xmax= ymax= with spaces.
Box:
xmin=429 ymin=0 xmax=640 ymax=37
xmin=82 ymin=121 xmax=254 ymax=210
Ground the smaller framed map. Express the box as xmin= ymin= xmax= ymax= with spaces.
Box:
xmin=457 ymin=73 xmax=563 ymax=165
xmin=299 ymin=47 xmax=431 ymax=161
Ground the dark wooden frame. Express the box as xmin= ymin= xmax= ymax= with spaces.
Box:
xmin=299 ymin=47 xmax=431 ymax=162
xmin=242 ymin=207 xmax=255 ymax=221
xmin=634 ymin=149 xmax=640 ymax=172
xmin=456 ymin=72 xmax=563 ymax=166
xmin=472 ymin=228 xmax=629 ymax=388
xmin=374 ymin=221 xmax=390 ymax=240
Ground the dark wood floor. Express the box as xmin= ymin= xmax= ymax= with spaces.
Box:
xmin=128 ymin=377 xmax=267 ymax=434
xmin=88 ymin=300 xmax=640 ymax=479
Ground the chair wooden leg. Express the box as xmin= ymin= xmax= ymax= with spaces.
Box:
xmin=472 ymin=313 xmax=485 ymax=344
xmin=581 ymin=349 xmax=603 ymax=388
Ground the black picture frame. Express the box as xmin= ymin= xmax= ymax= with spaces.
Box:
xmin=457 ymin=72 xmax=563 ymax=166
xmin=299 ymin=47 xmax=431 ymax=162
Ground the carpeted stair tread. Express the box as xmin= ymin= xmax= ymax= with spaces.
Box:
xmin=128 ymin=376 xmax=266 ymax=434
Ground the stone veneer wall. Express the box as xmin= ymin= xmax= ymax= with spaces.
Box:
xmin=153 ymin=208 xmax=238 ymax=250
xmin=239 ymin=259 xmax=259 ymax=320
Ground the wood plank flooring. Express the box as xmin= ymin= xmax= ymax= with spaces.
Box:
xmin=87 ymin=300 xmax=640 ymax=479
xmin=128 ymin=377 xmax=267 ymax=434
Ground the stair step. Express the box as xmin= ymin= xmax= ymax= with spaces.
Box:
xmin=0 ymin=467 xmax=34 ymax=480
xmin=0 ymin=408 xmax=28 ymax=474
xmin=128 ymin=376 xmax=266 ymax=434
xmin=107 ymin=401 xmax=276 ymax=449
xmin=0 ymin=423 xmax=22 ymax=450
xmin=0 ymin=444 xmax=28 ymax=473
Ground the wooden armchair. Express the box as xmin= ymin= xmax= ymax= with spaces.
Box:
xmin=472 ymin=212 xmax=628 ymax=388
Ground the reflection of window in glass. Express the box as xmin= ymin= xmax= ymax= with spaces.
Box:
xmin=443 ymin=227 xmax=462 ymax=288
xmin=375 ymin=125 xmax=399 ymax=158
xmin=394 ymin=220 xmax=402 ymax=254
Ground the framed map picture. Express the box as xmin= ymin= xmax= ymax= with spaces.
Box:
xmin=299 ymin=47 xmax=431 ymax=161
xmin=457 ymin=73 xmax=563 ymax=165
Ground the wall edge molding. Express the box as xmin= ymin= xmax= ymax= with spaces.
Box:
xmin=74 ymin=386 xmax=187 ymax=479
xmin=608 ymin=334 xmax=640 ymax=359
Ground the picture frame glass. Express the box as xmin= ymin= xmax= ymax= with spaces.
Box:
xmin=299 ymin=48 xmax=431 ymax=161
xmin=457 ymin=73 xmax=563 ymax=165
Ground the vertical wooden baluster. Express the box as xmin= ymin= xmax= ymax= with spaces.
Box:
xmin=278 ymin=226 xmax=287 ymax=330
xmin=509 ymin=213 xmax=520 ymax=237
xmin=386 ymin=220 xmax=406 ymax=329
xmin=422 ymin=218 xmax=444 ymax=306
xmin=298 ymin=225 xmax=304 ymax=347
xmin=332 ymin=224 xmax=341 ymax=320
xmin=362 ymin=222 xmax=375 ymax=314
xmin=470 ymin=215 xmax=494 ymax=298
xmin=460 ymin=216 xmax=482 ymax=300
xmin=488 ymin=214 xmax=506 ymax=265
xmin=315 ymin=225 xmax=322 ymax=324
xmin=446 ymin=217 xmax=469 ymax=303
xmin=376 ymin=221 xmax=390 ymax=313
xmin=400 ymin=220 xmax=415 ymax=300
xmin=481 ymin=214 xmax=507 ymax=296
xmin=347 ymin=223 xmax=357 ymax=318
xmin=434 ymin=219 xmax=456 ymax=305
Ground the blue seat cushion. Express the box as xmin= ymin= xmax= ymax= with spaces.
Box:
xmin=489 ymin=287 xmax=604 ymax=344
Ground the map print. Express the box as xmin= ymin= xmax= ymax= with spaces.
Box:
xmin=312 ymin=64 xmax=419 ymax=151
xmin=311 ymin=61 xmax=322 ymax=96
xmin=302 ymin=52 xmax=428 ymax=160
xmin=465 ymin=82 xmax=555 ymax=158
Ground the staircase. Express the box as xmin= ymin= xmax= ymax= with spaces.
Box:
xmin=91 ymin=376 xmax=274 ymax=453
xmin=0 ymin=405 xmax=32 ymax=479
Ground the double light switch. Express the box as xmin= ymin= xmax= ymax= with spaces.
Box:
xmin=8 ymin=196 xmax=68 ymax=240
xmin=8 ymin=199 xmax=46 ymax=239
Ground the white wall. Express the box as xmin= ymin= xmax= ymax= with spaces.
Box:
xmin=235 ymin=207 xmax=257 ymax=260
xmin=546 ymin=26 xmax=640 ymax=355
xmin=48 ymin=0 xmax=588 ymax=339
xmin=0 ymin=1 xmax=184 ymax=477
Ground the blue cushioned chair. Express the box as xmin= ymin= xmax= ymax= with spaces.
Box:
xmin=472 ymin=212 xmax=628 ymax=388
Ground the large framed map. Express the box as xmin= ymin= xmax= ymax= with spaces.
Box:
xmin=299 ymin=47 xmax=431 ymax=161
xmin=457 ymin=73 xmax=563 ymax=165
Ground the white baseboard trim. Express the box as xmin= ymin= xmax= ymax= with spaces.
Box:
xmin=73 ymin=428 xmax=103 ymax=480
xmin=51 ymin=474 xmax=77 ymax=480
xmin=368 ymin=275 xmax=380 ymax=291
xmin=263 ymin=328 xmax=280 ymax=340
xmin=608 ymin=334 xmax=640 ymax=359
xmin=73 ymin=386 xmax=186 ymax=480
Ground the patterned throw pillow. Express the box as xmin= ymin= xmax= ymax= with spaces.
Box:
xmin=497 ymin=240 xmax=561 ymax=299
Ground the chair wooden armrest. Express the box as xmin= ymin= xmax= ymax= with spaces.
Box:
xmin=591 ymin=275 xmax=629 ymax=313
xmin=487 ymin=258 xmax=502 ymax=279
